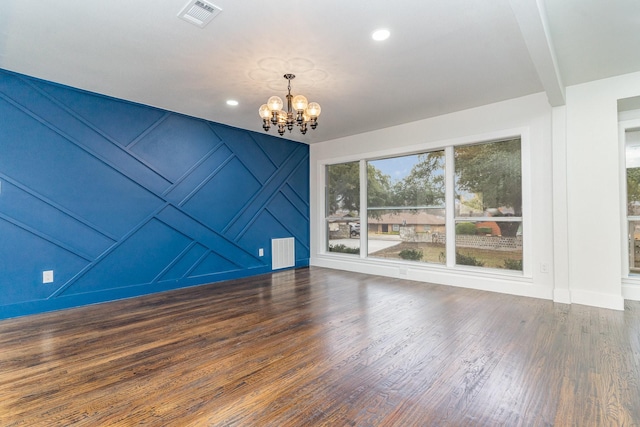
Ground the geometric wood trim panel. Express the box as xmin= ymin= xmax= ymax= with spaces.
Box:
xmin=0 ymin=69 xmax=309 ymax=319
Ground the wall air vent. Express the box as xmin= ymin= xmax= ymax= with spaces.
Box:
xmin=178 ymin=0 xmax=222 ymax=28
xmin=272 ymin=238 xmax=295 ymax=270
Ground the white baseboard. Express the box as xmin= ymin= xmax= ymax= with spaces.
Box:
xmin=622 ymin=283 xmax=640 ymax=301
xmin=311 ymin=256 xmax=552 ymax=301
xmin=570 ymin=289 xmax=624 ymax=311
xmin=553 ymin=288 xmax=571 ymax=305
xmin=312 ymin=256 xmax=631 ymax=311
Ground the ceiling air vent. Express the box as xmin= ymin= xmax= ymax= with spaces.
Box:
xmin=178 ymin=0 xmax=222 ymax=28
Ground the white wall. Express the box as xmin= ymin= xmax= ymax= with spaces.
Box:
xmin=310 ymin=72 xmax=640 ymax=310
xmin=310 ymin=93 xmax=556 ymax=302
xmin=565 ymin=71 xmax=640 ymax=309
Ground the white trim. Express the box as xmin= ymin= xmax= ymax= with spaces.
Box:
xmin=553 ymin=288 xmax=571 ymax=305
xmin=445 ymin=146 xmax=456 ymax=268
xmin=317 ymin=162 xmax=326 ymax=256
xmin=622 ymin=280 xmax=640 ymax=301
xmin=570 ymin=289 xmax=624 ymax=311
xmin=318 ymin=127 xmax=529 ymax=168
xmin=316 ymin=127 xmax=532 ymax=280
xmin=311 ymin=254 xmax=550 ymax=301
xmin=455 ymin=216 xmax=522 ymax=222
xmin=359 ymin=159 xmax=367 ymax=259
xmin=620 ymin=117 xmax=640 ymax=279
xmin=618 ymin=109 xmax=640 ymax=122
xmin=520 ymin=128 xmax=533 ymax=278
xmin=551 ymin=106 xmax=570 ymax=305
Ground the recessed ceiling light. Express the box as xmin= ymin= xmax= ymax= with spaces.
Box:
xmin=372 ymin=29 xmax=390 ymax=41
xmin=226 ymin=100 xmax=239 ymax=106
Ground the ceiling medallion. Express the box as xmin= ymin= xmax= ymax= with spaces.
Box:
xmin=258 ymin=74 xmax=321 ymax=136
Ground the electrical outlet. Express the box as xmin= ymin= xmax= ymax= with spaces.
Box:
xmin=259 ymin=248 xmax=264 ymax=257
xmin=540 ymin=263 xmax=549 ymax=273
xmin=43 ymin=270 xmax=54 ymax=284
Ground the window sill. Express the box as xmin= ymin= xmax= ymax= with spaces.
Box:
xmin=314 ymin=251 xmax=532 ymax=283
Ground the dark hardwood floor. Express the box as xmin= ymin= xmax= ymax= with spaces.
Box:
xmin=1 ymin=267 xmax=639 ymax=426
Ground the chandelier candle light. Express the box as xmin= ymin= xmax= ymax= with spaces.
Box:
xmin=259 ymin=74 xmax=321 ymax=136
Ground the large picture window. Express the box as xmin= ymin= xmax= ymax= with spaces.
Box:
xmin=323 ymin=137 xmax=524 ymax=273
xmin=367 ymin=151 xmax=445 ymax=264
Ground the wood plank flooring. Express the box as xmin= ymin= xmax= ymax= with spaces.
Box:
xmin=1 ymin=266 xmax=639 ymax=426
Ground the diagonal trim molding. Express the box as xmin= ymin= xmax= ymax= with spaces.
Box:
xmin=0 ymin=69 xmax=310 ymax=319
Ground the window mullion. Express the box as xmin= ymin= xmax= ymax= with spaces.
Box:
xmin=445 ymin=146 xmax=456 ymax=267
xmin=360 ymin=159 xmax=368 ymax=259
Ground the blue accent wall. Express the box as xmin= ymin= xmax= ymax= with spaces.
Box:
xmin=0 ymin=69 xmax=309 ymax=319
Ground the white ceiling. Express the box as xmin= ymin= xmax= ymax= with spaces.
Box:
xmin=1 ymin=0 xmax=639 ymax=144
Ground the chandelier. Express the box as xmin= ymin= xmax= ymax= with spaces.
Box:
xmin=258 ymin=74 xmax=321 ymax=136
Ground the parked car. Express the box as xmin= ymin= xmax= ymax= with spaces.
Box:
xmin=350 ymin=222 xmax=360 ymax=237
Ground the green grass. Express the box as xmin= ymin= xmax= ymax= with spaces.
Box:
xmin=369 ymin=242 xmax=522 ymax=270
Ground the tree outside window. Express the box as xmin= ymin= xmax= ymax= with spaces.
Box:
xmin=454 ymin=139 xmax=522 ymax=270
xmin=326 ymin=162 xmax=360 ymax=255
xmin=324 ymin=138 xmax=524 ymax=272
xmin=367 ymin=151 xmax=446 ymax=264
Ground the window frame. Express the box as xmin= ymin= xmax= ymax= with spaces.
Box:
xmin=324 ymin=160 xmax=362 ymax=257
xmin=365 ymin=150 xmax=447 ymax=265
xmin=620 ymin=118 xmax=640 ymax=280
xmin=318 ymin=127 xmax=531 ymax=278
xmin=452 ymin=138 xmax=524 ymax=271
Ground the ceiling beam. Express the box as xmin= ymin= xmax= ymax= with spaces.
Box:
xmin=509 ymin=0 xmax=565 ymax=106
